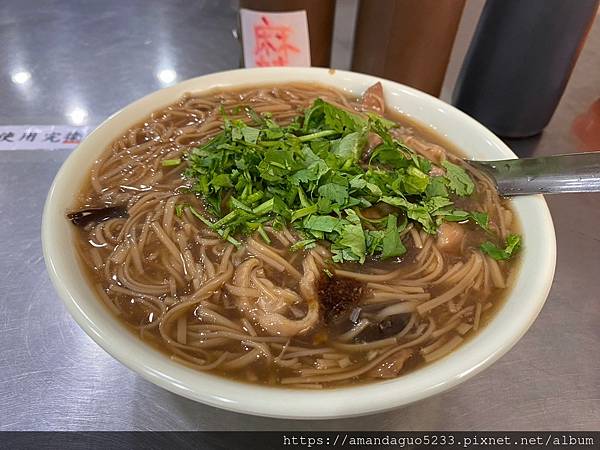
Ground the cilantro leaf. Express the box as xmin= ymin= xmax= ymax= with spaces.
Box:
xmin=211 ymin=174 xmax=233 ymax=188
xmin=436 ymin=209 xmax=489 ymax=231
xmin=332 ymin=130 xmax=367 ymax=161
xmin=318 ymin=183 xmax=349 ymax=206
xmin=349 ymin=175 xmax=367 ymax=190
xmin=442 ymin=161 xmax=475 ymax=196
xmin=423 ymin=196 xmax=454 ymax=213
xmin=303 ymin=215 xmax=340 ymax=233
xmin=241 ymin=126 xmax=260 ymax=144
xmin=334 ymin=214 xmax=366 ymax=263
xmin=321 ymin=99 xmax=366 ymax=133
xmin=381 ymin=196 xmax=436 ymax=234
xmin=481 ymin=234 xmax=522 ymax=260
xmin=403 ymin=166 xmax=430 ymax=194
xmin=425 ymin=175 xmax=449 ymax=198
xmin=290 ymin=238 xmax=317 ymax=252
xmin=370 ymin=144 xmax=408 ymax=167
xmin=382 ymin=215 xmax=407 ymax=259
xmin=470 ymin=211 xmax=489 ymax=231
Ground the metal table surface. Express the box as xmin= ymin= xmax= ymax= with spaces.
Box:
xmin=1 ymin=0 xmax=599 ymax=431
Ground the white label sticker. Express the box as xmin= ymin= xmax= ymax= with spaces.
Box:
xmin=0 ymin=125 xmax=90 ymax=150
xmin=240 ymin=8 xmax=311 ymax=68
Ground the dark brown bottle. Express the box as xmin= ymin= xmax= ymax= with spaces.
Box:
xmin=351 ymin=0 xmax=466 ymax=97
xmin=239 ymin=0 xmax=336 ymax=67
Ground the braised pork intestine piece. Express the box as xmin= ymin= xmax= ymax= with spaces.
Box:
xmin=359 ymin=82 xmax=385 ymax=114
xmin=231 ymin=253 xmax=321 ymax=337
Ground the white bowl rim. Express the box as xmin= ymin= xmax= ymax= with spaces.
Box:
xmin=42 ymin=67 xmax=556 ymax=419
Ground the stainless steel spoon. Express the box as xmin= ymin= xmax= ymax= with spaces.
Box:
xmin=467 ymin=152 xmax=600 ymax=196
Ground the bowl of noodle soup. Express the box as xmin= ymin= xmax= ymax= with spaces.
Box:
xmin=42 ymin=68 xmax=555 ymax=418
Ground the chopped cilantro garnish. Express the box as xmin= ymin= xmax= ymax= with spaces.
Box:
xmin=182 ymin=99 xmax=520 ymax=263
xmin=436 ymin=209 xmax=490 ymax=231
xmin=381 ymin=214 xmax=407 ymax=260
xmin=290 ymin=238 xmax=317 ymax=252
xmin=481 ymin=234 xmax=522 ymax=260
xmin=470 ymin=211 xmax=490 ymax=231
xmin=161 ymin=158 xmax=181 ymax=167
xmin=442 ymin=160 xmax=475 ymax=196
xmin=257 ymin=225 xmax=271 ymax=244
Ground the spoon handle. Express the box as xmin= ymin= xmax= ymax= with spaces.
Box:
xmin=468 ymin=152 xmax=600 ymax=196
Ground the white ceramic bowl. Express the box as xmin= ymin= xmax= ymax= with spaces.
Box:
xmin=42 ymin=68 xmax=556 ymax=419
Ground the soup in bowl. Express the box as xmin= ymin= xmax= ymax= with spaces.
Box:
xmin=42 ymin=68 xmax=555 ymax=418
